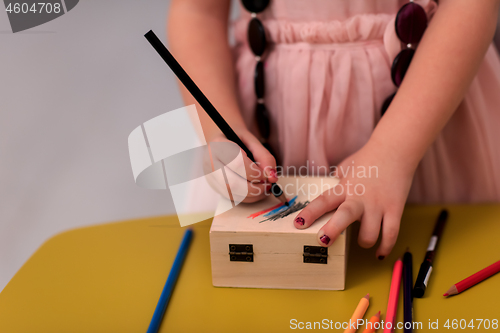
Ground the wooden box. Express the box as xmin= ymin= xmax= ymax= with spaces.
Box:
xmin=209 ymin=176 xmax=349 ymax=290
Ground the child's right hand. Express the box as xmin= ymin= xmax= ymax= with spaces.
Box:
xmin=206 ymin=129 xmax=278 ymax=203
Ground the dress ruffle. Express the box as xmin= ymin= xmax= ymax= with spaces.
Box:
xmin=234 ymin=13 xmax=394 ymax=45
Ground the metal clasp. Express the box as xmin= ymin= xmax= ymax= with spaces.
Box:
xmin=303 ymin=245 xmax=328 ymax=264
xmin=229 ymin=244 xmax=254 ymax=262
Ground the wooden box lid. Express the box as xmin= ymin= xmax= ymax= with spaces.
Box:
xmin=210 ymin=176 xmax=345 ymax=255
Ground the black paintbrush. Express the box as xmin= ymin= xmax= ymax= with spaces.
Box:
xmin=144 ymin=30 xmax=288 ymax=205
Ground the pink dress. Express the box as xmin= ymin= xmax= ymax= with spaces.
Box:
xmin=232 ymin=0 xmax=500 ymax=203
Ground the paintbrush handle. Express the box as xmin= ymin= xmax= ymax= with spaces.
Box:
xmin=144 ymin=30 xmax=255 ymax=162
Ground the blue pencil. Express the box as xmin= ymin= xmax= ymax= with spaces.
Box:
xmin=146 ymin=228 xmax=193 ymax=333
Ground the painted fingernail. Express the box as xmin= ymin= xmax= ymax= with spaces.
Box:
xmin=320 ymin=235 xmax=330 ymax=245
xmin=378 ymin=256 xmax=385 ymax=260
xmin=295 ymin=217 xmax=304 ymax=226
xmin=269 ymin=169 xmax=277 ymax=179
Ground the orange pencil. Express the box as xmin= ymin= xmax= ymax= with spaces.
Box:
xmin=344 ymin=294 xmax=370 ymax=333
xmin=362 ymin=311 xmax=381 ymax=333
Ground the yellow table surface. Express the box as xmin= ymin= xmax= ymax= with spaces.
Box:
xmin=1 ymin=205 xmax=499 ymax=333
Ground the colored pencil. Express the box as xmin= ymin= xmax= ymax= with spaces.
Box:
xmin=403 ymin=250 xmax=413 ymax=333
xmin=143 ymin=30 xmax=288 ymax=206
xmin=414 ymin=209 xmax=448 ymax=298
xmin=384 ymin=257 xmax=403 ymax=333
xmin=444 ymin=260 xmax=500 ymax=296
xmin=362 ymin=311 xmax=381 ymax=333
xmin=344 ymin=294 xmax=370 ymax=333
xmin=146 ymin=229 xmax=193 ymax=333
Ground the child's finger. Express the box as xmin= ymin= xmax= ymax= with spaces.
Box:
xmin=245 ymin=138 xmax=278 ymax=182
xmin=230 ymin=176 xmax=270 ymax=202
xmin=293 ymin=186 xmax=345 ymax=229
xmin=210 ymin=139 xmax=267 ymax=183
xmin=317 ymin=200 xmax=364 ymax=247
xmin=357 ymin=210 xmax=383 ymax=249
xmin=376 ymin=211 xmax=403 ymax=259
xmin=240 ymin=182 xmax=272 ymax=203
xmin=225 ymin=151 xmax=267 ymax=183
xmin=206 ymin=166 xmax=271 ymax=203
xmin=204 ymin=169 xmax=234 ymax=201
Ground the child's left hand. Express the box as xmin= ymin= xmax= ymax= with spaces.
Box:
xmin=293 ymin=139 xmax=416 ymax=259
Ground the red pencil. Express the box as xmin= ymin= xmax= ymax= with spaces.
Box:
xmin=384 ymin=258 xmax=403 ymax=333
xmin=444 ymin=260 xmax=500 ymax=296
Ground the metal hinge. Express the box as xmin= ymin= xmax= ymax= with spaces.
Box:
xmin=229 ymin=244 xmax=254 ymax=262
xmin=303 ymin=245 xmax=328 ymax=264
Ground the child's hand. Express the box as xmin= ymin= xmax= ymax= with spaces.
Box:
xmin=206 ymin=129 xmax=278 ymax=203
xmin=293 ymin=140 xmax=415 ymax=259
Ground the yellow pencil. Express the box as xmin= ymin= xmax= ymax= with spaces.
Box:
xmin=344 ymin=294 xmax=370 ymax=333
xmin=362 ymin=311 xmax=381 ymax=333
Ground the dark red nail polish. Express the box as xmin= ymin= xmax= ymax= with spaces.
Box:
xmin=320 ymin=235 xmax=330 ymax=245
xmin=269 ymin=169 xmax=277 ymax=178
xmin=295 ymin=217 xmax=304 ymax=226
xmin=378 ymin=256 xmax=385 ymax=260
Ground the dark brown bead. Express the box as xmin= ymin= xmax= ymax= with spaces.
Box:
xmin=395 ymin=2 xmax=428 ymax=45
xmin=241 ymin=0 xmax=270 ymax=13
xmin=254 ymin=61 xmax=265 ymax=98
xmin=255 ymin=102 xmax=270 ymax=139
xmin=248 ymin=18 xmax=267 ymax=56
xmin=391 ymin=48 xmax=414 ymax=87
xmin=381 ymin=92 xmax=396 ymax=116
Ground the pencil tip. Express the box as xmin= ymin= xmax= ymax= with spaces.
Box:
xmin=443 ymin=293 xmax=449 ymax=297
xmin=364 ymin=293 xmax=369 ymax=299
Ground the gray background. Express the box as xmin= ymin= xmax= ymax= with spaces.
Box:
xmin=0 ymin=0 xmax=183 ymax=291
xmin=0 ymin=0 xmax=499 ymax=292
